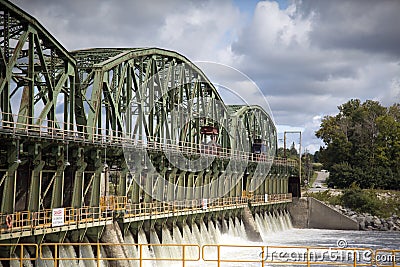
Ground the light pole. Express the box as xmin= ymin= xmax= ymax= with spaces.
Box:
xmin=283 ymin=131 xmax=302 ymax=183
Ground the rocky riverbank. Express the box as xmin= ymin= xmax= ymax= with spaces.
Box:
xmin=332 ymin=205 xmax=400 ymax=231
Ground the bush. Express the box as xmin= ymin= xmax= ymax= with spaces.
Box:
xmin=305 ymin=190 xmax=341 ymax=206
xmin=327 ymin=163 xmax=359 ymax=188
xmin=340 ymin=183 xmax=382 ymax=216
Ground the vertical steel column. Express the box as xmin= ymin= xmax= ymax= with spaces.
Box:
xmin=218 ymin=173 xmax=224 ymax=198
xmin=166 ymin=169 xmax=177 ymax=202
xmin=28 ymin=144 xmax=45 ymax=212
xmin=186 ymin=173 xmax=194 ymax=200
xmin=130 ymin=172 xmax=141 ymax=204
xmin=71 ymin=148 xmax=87 ymax=208
xmin=203 ymin=172 xmax=211 ymax=200
xmin=264 ymin=175 xmax=270 ymax=196
xmin=51 ymin=146 xmax=67 ymax=208
xmin=194 ymin=171 xmax=204 ymax=201
xmin=1 ymin=141 xmax=19 ymax=214
xmin=90 ymin=150 xmax=104 ymax=207
xmin=228 ymin=173 xmax=236 ymax=198
xmin=235 ymin=175 xmax=242 ymax=197
xmin=154 ymin=169 xmax=166 ymax=202
xmin=176 ymin=171 xmax=186 ymax=201
xmin=143 ymin=172 xmax=153 ymax=203
xmin=0 ymin=10 xmax=10 ymax=122
xmin=117 ymin=162 xmax=128 ymax=197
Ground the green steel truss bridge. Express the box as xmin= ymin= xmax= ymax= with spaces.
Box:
xmin=0 ymin=0 xmax=296 ymax=244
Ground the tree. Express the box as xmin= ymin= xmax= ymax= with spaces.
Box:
xmin=316 ymin=99 xmax=400 ymax=190
xmin=289 ymin=142 xmax=298 ymax=156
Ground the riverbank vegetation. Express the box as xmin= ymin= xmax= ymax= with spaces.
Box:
xmin=316 ymin=99 xmax=400 ymax=190
xmin=306 ymin=185 xmax=400 ymax=218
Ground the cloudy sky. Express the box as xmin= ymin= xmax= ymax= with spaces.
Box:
xmin=11 ymin=0 xmax=400 ymax=153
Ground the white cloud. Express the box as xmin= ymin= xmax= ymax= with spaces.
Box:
xmin=9 ymin=0 xmax=400 ymax=154
xmin=230 ymin=0 xmax=400 ymax=153
xmin=158 ymin=1 xmax=242 ymax=61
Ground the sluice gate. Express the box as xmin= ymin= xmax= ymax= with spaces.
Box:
xmin=0 ymin=0 xmax=298 ymax=264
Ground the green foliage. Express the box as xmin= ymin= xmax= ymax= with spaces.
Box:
xmin=307 ymin=186 xmax=400 ymax=218
xmin=341 ymin=184 xmax=380 ymax=215
xmin=340 ymin=185 xmax=400 ymax=218
xmin=316 ymin=99 xmax=400 ymax=190
xmin=305 ymin=190 xmax=341 ymax=206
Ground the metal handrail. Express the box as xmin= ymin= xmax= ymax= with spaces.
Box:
xmin=0 ymin=194 xmax=291 ymax=237
xmin=203 ymin=244 xmax=375 ymax=267
xmin=0 ymin=111 xmax=295 ymax=165
xmin=0 ymin=243 xmax=394 ymax=267
xmin=41 ymin=243 xmax=200 ymax=267
xmin=375 ymin=249 xmax=400 ymax=267
xmin=0 ymin=243 xmax=38 ymax=266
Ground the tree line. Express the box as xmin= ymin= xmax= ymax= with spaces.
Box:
xmin=316 ymin=99 xmax=400 ymax=190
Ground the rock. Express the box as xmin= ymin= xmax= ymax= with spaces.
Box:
xmin=359 ymin=220 xmax=366 ymax=230
xmin=387 ymin=220 xmax=395 ymax=229
xmin=373 ymin=218 xmax=382 ymax=227
xmin=325 ymin=202 xmax=400 ymax=231
xmin=348 ymin=211 xmax=356 ymax=216
xmin=356 ymin=216 xmax=365 ymax=223
xmin=381 ymin=222 xmax=389 ymax=231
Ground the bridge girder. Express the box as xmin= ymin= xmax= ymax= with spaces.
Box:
xmin=72 ymin=48 xmax=230 ymax=149
xmin=0 ymin=0 xmax=294 ymax=234
xmin=0 ymin=0 xmax=76 ymax=128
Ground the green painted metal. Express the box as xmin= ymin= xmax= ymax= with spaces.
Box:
xmin=0 ymin=0 xmax=295 ymax=243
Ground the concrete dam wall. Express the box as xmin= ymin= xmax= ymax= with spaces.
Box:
xmin=288 ymin=197 xmax=359 ymax=230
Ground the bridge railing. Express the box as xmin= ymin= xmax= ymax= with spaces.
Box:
xmin=0 ymin=205 xmax=114 ymax=235
xmin=0 ymin=111 xmax=296 ymax=166
xmin=202 ymin=244 xmax=376 ymax=266
xmin=0 ymin=243 xmax=397 ymax=266
xmin=252 ymin=193 xmax=292 ymax=204
xmin=0 ymin=194 xmax=291 ymax=237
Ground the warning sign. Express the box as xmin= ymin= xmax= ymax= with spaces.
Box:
xmin=52 ymin=208 xmax=65 ymax=227
xmin=202 ymin=199 xmax=208 ymax=210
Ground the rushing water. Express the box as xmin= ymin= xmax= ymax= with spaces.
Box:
xmin=9 ymin=211 xmax=400 ymax=266
xmin=153 ymin=211 xmax=400 ymax=267
xmin=210 ymin=211 xmax=400 ymax=267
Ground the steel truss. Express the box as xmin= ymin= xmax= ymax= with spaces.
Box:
xmin=0 ymin=0 xmax=296 ymax=242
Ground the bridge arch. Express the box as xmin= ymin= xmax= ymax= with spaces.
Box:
xmin=72 ymin=47 xmax=230 ymax=149
xmin=0 ymin=1 xmax=295 ymax=242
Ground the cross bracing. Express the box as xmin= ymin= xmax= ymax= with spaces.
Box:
xmin=0 ymin=0 xmax=297 ymax=243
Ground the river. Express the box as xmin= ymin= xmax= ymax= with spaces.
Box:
xmin=215 ymin=226 xmax=400 ymax=267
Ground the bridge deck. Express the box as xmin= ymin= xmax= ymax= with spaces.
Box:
xmin=0 ymin=194 xmax=291 ymax=240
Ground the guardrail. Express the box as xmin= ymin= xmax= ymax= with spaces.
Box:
xmin=0 ymin=194 xmax=291 ymax=238
xmin=0 ymin=205 xmax=113 ymax=236
xmin=41 ymin=243 xmax=200 ymax=267
xmin=0 ymin=111 xmax=296 ymax=166
xmin=0 ymin=243 xmax=38 ymax=267
xmin=252 ymin=193 xmax=292 ymax=204
xmin=0 ymin=243 xmax=398 ymax=267
xmin=375 ymin=249 xmax=400 ymax=267
xmin=203 ymin=244 xmax=376 ymax=267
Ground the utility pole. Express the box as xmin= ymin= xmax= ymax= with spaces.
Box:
xmin=283 ymin=131 xmax=302 ymax=182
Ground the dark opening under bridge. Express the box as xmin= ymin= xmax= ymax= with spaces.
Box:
xmin=0 ymin=0 xmax=297 ymax=255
